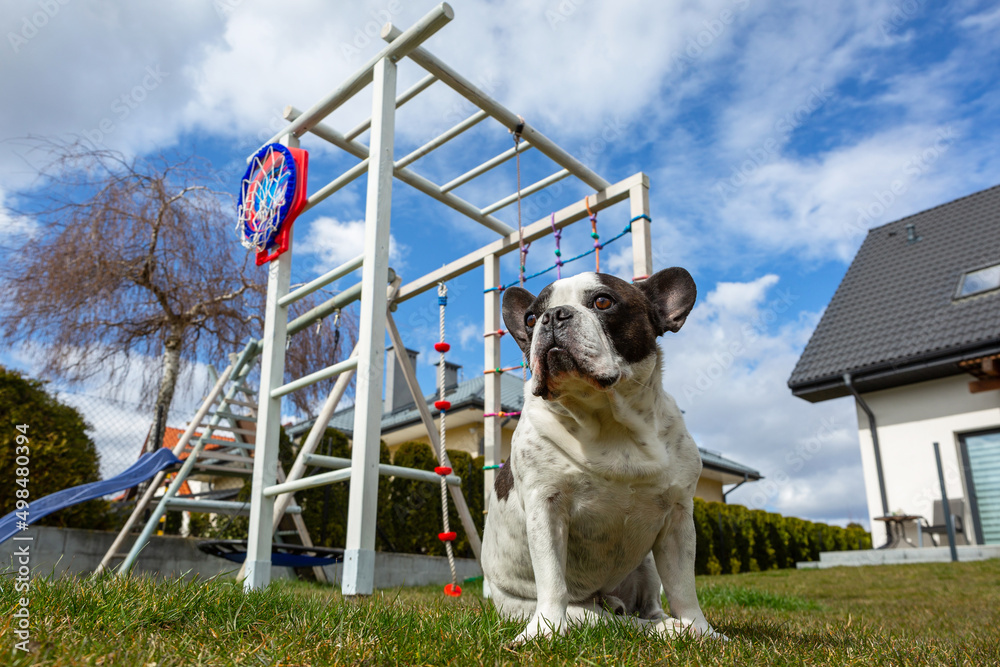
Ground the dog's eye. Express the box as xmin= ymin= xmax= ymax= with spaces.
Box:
xmin=525 ymin=312 xmax=536 ymax=328
xmin=593 ymin=296 xmax=614 ymax=310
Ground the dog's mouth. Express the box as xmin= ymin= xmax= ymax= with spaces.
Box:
xmin=531 ymin=344 xmax=619 ymax=399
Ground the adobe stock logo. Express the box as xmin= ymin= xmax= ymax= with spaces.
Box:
xmin=8 ymin=0 xmax=71 ymax=54
xmin=339 ymin=1 xmax=405 ymax=65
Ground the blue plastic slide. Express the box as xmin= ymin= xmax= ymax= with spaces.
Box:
xmin=0 ymin=447 xmax=181 ymax=545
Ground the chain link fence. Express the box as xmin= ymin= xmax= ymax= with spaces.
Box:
xmin=55 ymin=389 xmax=194 ymax=481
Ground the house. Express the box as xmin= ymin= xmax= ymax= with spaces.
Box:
xmin=289 ymin=346 xmax=762 ymax=504
xmin=788 ymin=185 xmax=1000 ymax=547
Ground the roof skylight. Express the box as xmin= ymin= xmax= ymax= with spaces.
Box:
xmin=956 ymin=263 xmax=1000 ymax=298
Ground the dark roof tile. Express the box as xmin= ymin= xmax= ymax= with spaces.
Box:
xmin=789 ymin=185 xmax=1000 ymax=393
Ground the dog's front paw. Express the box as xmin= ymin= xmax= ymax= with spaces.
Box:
xmin=652 ymin=617 xmax=727 ymax=641
xmin=511 ymin=612 xmax=567 ymax=646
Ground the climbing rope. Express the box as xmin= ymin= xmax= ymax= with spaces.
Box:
xmin=434 ymin=283 xmax=461 ymax=597
xmin=550 ymin=212 xmax=563 ymax=279
xmin=513 ymin=117 xmax=529 ymax=287
xmin=586 ymin=196 xmax=600 ymax=273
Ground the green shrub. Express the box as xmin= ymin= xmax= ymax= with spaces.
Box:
xmin=692 ymin=498 xmax=871 ymax=575
xmin=0 ymin=367 xmax=112 ymax=531
xmin=383 ymin=441 xmax=483 ymax=559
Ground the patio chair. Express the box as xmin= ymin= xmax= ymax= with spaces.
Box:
xmin=922 ymin=499 xmax=969 ymax=547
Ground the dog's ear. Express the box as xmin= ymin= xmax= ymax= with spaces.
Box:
xmin=502 ymin=286 xmax=537 ymax=355
xmin=635 ymin=267 xmax=697 ymax=334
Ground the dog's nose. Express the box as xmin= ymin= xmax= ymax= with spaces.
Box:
xmin=541 ymin=306 xmax=574 ymax=326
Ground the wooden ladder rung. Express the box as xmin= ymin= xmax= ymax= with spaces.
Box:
xmin=214 ymin=411 xmax=256 ymax=422
xmin=195 ymin=437 xmax=254 ymax=449
xmin=196 ymin=452 xmax=254 ymax=464
xmin=191 ymin=464 xmax=253 ymax=476
xmin=219 ymin=398 xmax=258 ymax=409
xmin=198 ymin=424 xmax=257 ymax=436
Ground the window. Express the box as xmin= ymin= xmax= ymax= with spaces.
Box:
xmin=956 ymin=263 xmax=1000 ymax=298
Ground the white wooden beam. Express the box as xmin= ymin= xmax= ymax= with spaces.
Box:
xmin=483 ymin=253 xmax=502 ymax=513
xmin=629 ymin=180 xmax=653 ymax=279
xmin=480 ymin=169 xmax=571 ymax=216
xmin=243 ymin=131 xmax=297 ymax=590
xmin=342 ymin=55 xmax=397 ymax=597
xmin=344 ymin=73 xmax=437 ymax=141
xmin=284 ymin=106 xmax=515 ymax=237
xmin=259 ymin=4 xmax=453 ymax=147
xmin=382 ymin=24 xmax=611 ymax=192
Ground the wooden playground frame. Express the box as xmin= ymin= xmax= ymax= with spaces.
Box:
xmin=100 ymin=3 xmax=654 ymax=596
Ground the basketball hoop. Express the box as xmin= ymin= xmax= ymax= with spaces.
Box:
xmin=237 ymin=143 xmax=309 ymax=265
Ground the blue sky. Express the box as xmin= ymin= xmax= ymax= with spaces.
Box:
xmin=2 ymin=0 xmax=999 ymax=528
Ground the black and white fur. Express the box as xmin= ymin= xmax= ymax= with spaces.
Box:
xmin=481 ymin=268 xmax=719 ymax=644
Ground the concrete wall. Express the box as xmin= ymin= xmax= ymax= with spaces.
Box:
xmin=855 ymin=374 xmax=1000 ymax=545
xmin=321 ymin=551 xmax=481 ymax=589
xmin=0 ymin=526 xmax=255 ymax=580
xmin=1 ymin=526 xmax=481 ymax=590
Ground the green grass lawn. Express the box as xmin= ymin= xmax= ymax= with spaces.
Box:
xmin=2 ymin=560 xmax=999 ymax=666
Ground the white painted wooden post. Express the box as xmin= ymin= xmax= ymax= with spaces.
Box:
xmin=243 ymin=136 xmax=298 ymax=591
xmin=342 ymin=55 xmax=396 ymax=596
xmin=629 ymin=175 xmax=653 ymax=279
xmin=483 ymin=254 xmax=502 ymax=511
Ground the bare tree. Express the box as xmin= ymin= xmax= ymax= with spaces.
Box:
xmin=2 ymin=139 xmax=354 ymax=420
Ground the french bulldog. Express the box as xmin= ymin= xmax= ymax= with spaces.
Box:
xmin=481 ymin=268 xmax=720 ymax=644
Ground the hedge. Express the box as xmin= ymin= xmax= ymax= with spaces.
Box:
xmin=0 ymin=367 xmax=113 ymax=531
xmin=692 ymin=497 xmax=871 ymax=574
xmin=369 ymin=443 xmax=870 ymax=568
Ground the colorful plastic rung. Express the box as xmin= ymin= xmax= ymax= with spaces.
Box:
xmin=434 ymin=400 xmax=452 ymax=411
xmin=438 ymin=531 xmax=457 ymax=542
xmin=483 ymin=363 xmax=527 ymax=375
xmin=434 ymin=466 xmax=452 ymax=476
xmin=444 ymin=583 xmax=462 ymax=597
xmin=434 ymin=342 xmax=451 ymax=353
xmin=483 ymin=329 xmax=506 ymax=338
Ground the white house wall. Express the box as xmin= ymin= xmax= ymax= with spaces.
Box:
xmin=855 ymin=374 xmax=1000 ymax=546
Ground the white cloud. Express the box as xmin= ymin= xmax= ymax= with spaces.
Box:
xmin=457 ymin=321 xmax=479 ymax=350
xmin=958 ymin=4 xmax=1000 ymax=31
xmin=5 ymin=0 xmax=997 ymax=277
xmin=670 ymin=122 xmax=969 ymax=269
xmin=297 ymin=216 xmax=406 ymax=269
xmin=0 ymin=188 xmax=38 ymax=240
xmin=704 ymin=274 xmax=779 ymax=318
xmin=659 ymin=275 xmax=867 ymax=527
xmin=1 ymin=1 xmax=220 ymax=180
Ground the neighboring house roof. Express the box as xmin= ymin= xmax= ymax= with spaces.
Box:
xmin=699 ymin=448 xmax=762 ymax=483
xmin=287 ymin=374 xmax=761 ymax=484
xmin=789 ymin=185 xmax=1000 ymax=402
xmin=287 ymin=373 xmax=527 ymax=439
